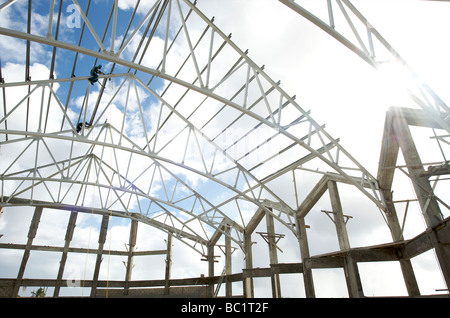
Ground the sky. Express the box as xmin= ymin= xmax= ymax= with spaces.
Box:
xmin=0 ymin=0 xmax=449 ymax=298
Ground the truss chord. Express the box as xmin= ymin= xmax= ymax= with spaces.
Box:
xmin=0 ymin=0 xmax=18 ymax=11
xmin=0 ymin=28 xmax=350 ymax=199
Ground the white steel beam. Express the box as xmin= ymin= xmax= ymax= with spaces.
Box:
xmin=0 ymin=0 xmax=18 ymax=11
xmin=0 ymin=25 xmax=387 ymax=212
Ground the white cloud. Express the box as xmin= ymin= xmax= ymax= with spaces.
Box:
xmin=117 ymin=0 xmax=161 ymax=13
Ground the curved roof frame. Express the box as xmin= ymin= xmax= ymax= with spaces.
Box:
xmin=0 ymin=0 xmax=396 ymax=254
xmin=0 ymin=73 xmax=297 ymax=249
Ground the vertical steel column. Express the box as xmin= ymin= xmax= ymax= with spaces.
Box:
xmin=11 ymin=206 xmax=43 ymax=297
xmin=53 ymin=211 xmax=78 ymax=297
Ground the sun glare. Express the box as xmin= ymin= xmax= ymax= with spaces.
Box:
xmin=375 ymin=61 xmax=419 ymax=108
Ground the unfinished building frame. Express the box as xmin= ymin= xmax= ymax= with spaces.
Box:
xmin=0 ymin=0 xmax=448 ymax=297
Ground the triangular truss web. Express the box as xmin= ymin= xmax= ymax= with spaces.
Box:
xmin=0 ymin=0 xmax=398 ymax=253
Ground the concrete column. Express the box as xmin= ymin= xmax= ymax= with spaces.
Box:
xmin=328 ymin=181 xmax=350 ymax=250
xmin=429 ymin=225 xmax=450 ymax=290
xmin=265 ymin=212 xmax=281 ymax=298
xmin=343 ymin=253 xmax=364 ymax=298
xmin=243 ymin=232 xmax=254 ymax=298
xmin=328 ymin=180 xmax=363 ymax=298
xmin=90 ymin=214 xmax=109 ymax=298
xmin=224 ymin=225 xmax=232 ymax=297
xmin=207 ymin=243 xmax=216 ymax=297
xmin=392 ymin=114 xmax=448 ymax=290
xmin=382 ymin=189 xmax=421 ymax=297
xmin=392 ymin=115 xmax=443 ymax=228
xmin=54 ymin=211 xmax=78 ymax=297
xmin=164 ymin=233 xmax=173 ymax=295
xmin=378 ymin=109 xmax=421 ymax=297
xmin=123 ymin=219 xmax=138 ymax=295
xmin=11 ymin=206 xmax=43 ymax=297
xmin=296 ymin=215 xmax=315 ymax=298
